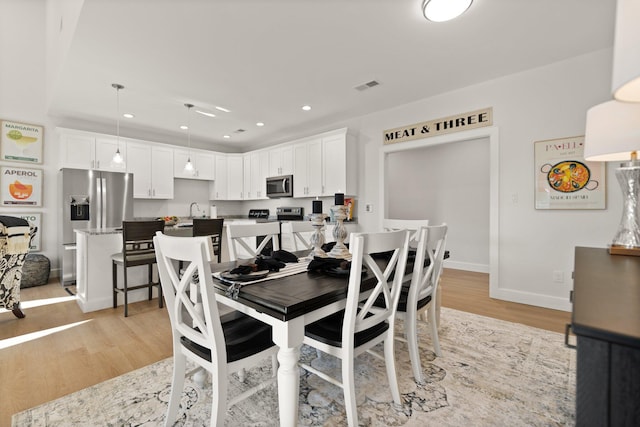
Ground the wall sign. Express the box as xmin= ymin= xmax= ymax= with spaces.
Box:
xmin=0 ymin=167 xmax=43 ymax=207
xmin=383 ymin=107 xmax=493 ymax=145
xmin=534 ymin=136 xmax=606 ymax=210
xmin=0 ymin=120 xmax=43 ymax=164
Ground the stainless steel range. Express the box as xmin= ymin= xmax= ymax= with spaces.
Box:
xmin=276 ymin=207 xmax=304 ymax=221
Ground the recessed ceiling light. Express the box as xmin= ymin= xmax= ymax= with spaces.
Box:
xmin=223 ymin=135 xmax=231 ymax=139
xmin=195 ymin=109 xmax=216 ymax=118
xmin=256 ymin=122 xmax=264 ymax=127
xmin=123 ymin=113 xmax=134 ymax=118
xmin=302 ymin=105 xmax=311 ymax=111
xmin=180 ymin=125 xmax=188 ymax=130
xmin=215 ymin=106 xmax=231 ymax=113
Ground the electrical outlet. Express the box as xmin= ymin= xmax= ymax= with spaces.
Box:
xmin=365 ymin=204 xmax=373 ymax=213
xmin=553 ymin=271 xmax=564 ymax=283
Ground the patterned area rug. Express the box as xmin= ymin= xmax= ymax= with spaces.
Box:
xmin=12 ymin=308 xmax=576 ymax=426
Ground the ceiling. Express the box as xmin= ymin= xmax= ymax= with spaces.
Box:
xmin=48 ymin=0 xmax=616 ymax=152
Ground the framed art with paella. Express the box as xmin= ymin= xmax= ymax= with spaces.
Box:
xmin=534 ymin=136 xmax=605 ymax=209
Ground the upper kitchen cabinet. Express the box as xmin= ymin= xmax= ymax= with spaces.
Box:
xmin=226 ymin=154 xmax=244 ymax=200
xmin=293 ymin=138 xmax=322 ymax=197
xmin=268 ymin=145 xmax=293 ymax=177
xmin=210 ymin=154 xmax=228 ymax=200
xmin=58 ymin=128 xmax=127 ymax=172
xmin=173 ymin=148 xmax=215 ymax=180
xmin=292 ymin=128 xmax=355 ymax=197
xmin=321 ymin=129 xmax=355 ymax=196
xmin=126 ymin=141 xmax=174 ymax=199
xmin=243 ymin=150 xmax=269 ymax=200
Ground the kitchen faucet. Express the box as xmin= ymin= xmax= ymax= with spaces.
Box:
xmin=189 ymin=202 xmax=200 ymax=218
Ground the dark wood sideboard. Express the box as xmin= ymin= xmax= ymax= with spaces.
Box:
xmin=572 ymin=247 xmax=640 ymax=426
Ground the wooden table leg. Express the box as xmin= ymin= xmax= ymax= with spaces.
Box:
xmin=12 ymin=307 xmax=25 ymax=318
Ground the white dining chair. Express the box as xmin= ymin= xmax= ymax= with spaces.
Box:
xmin=154 ymin=232 xmax=278 ymax=426
xmin=382 ymin=218 xmax=429 ymax=246
xmin=300 ymin=229 xmax=410 ymax=427
xmin=287 ymin=220 xmax=315 ymax=251
xmin=382 ymin=224 xmax=448 ymax=384
xmin=226 ymin=222 xmax=281 ymax=261
xmin=382 ymin=218 xmax=437 ymax=323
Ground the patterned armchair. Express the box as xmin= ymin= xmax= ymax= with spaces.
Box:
xmin=0 ymin=216 xmax=37 ymax=318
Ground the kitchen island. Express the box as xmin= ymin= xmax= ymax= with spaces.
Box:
xmin=74 ymin=220 xmax=247 ymax=312
xmin=74 ymin=225 xmax=197 ymax=313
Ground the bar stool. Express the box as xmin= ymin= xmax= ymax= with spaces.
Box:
xmin=193 ymin=218 xmax=224 ymax=263
xmin=112 ymin=220 xmax=165 ymax=317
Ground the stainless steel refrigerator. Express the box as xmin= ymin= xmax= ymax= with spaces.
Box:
xmin=58 ymin=168 xmax=134 ymax=285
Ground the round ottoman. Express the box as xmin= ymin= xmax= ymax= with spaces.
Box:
xmin=21 ymin=253 xmax=51 ymax=288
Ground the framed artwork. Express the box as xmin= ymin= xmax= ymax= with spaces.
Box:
xmin=0 ymin=212 xmax=42 ymax=251
xmin=1 ymin=119 xmax=44 ymax=164
xmin=534 ymin=136 xmax=606 ymax=210
xmin=0 ymin=166 xmax=43 ymax=207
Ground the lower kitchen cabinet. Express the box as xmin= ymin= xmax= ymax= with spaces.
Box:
xmin=571 ymin=247 xmax=640 ymax=426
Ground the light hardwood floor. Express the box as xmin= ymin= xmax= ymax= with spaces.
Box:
xmin=0 ymin=269 xmax=571 ymax=426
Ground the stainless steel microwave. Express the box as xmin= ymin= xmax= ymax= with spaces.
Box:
xmin=266 ymin=175 xmax=293 ymax=198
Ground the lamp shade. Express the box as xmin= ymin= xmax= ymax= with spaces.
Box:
xmin=583 ymin=100 xmax=640 ymax=161
xmin=612 ymin=0 xmax=640 ymax=101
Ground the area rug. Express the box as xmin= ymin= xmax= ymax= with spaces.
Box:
xmin=12 ymin=308 xmax=576 ymax=426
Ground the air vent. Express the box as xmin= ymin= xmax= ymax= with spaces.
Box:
xmin=355 ymin=80 xmax=380 ymax=91
xmin=234 ymin=129 xmax=246 ymax=133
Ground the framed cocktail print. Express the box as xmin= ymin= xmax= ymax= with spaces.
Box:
xmin=1 ymin=119 xmax=44 ymax=164
xmin=534 ymin=136 xmax=606 ymax=210
xmin=0 ymin=167 xmax=43 ymax=207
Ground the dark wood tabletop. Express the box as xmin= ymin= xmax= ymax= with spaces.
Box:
xmin=211 ymin=253 xmax=364 ymax=322
xmin=210 ymin=249 xmax=450 ymax=322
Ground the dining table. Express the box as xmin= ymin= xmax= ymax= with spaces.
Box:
xmin=210 ymin=248 xmax=449 ymax=426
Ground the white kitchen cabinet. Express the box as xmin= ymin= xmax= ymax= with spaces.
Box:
xmin=268 ymin=145 xmax=293 ymax=176
xmin=293 ymin=138 xmax=323 ymax=197
xmin=322 ymin=131 xmax=354 ymax=195
xmin=243 ymin=150 xmax=269 ymax=200
xmin=226 ymin=154 xmax=244 ymax=200
xmin=210 ymin=154 xmax=228 ymax=200
xmin=59 ymin=129 xmax=127 ymax=172
xmin=173 ymin=148 xmax=215 ymax=180
xmin=126 ymin=141 xmax=174 ymax=199
xmin=292 ymin=129 xmax=355 ymax=198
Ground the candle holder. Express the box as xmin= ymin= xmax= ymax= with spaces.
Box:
xmin=310 ymin=213 xmax=328 ymax=258
xmin=327 ymin=204 xmax=351 ymax=260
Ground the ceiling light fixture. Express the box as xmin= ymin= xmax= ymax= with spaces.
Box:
xmin=184 ymin=103 xmax=195 ymax=175
xmin=223 ymin=135 xmax=231 ymax=139
xmin=111 ymin=83 xmax=125 ymax=165
xmin=302 ymin=105 xmax=311 ymax=111
xmin=256 ymin=122 xmax=264 ymax=127
xmin=612 ymin=0 xmax=640 ymax=102
xmin=215 ymin=106 xmax=231 ymax=113
xmin=422 ymin=0 xmax=473 ymax=22
xmin=196 ymin=109 xmax=216 ymax=118
xmin=123 ymin=113 xmax=134 ymax=119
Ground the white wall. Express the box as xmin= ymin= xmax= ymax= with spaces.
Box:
xmin=344 ymin=48 xmax=616 ymax=311
xmin=3 ymin=1 xmax=617 ymax=311
xmin=0 ymin=0 xmax=59 ymax=268
xmin=386 ymin=137 xmax=490 ymax=272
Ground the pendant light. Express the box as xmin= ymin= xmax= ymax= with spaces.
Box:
xmin=112 ymin=83 xmax=125 ymax=165
xmin=184 ymin=103 xmax=195 ymax=174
